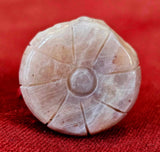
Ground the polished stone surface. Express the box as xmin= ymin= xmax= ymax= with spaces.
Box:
xmin=19 ymin=16 xmax=141 ymax=136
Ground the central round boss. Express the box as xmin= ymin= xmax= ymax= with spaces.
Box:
xmin=68 ymin=67 xmax=97 ymax=96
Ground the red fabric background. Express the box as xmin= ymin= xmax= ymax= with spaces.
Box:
xmin=0 ymin=0 xmax=160 ymax=151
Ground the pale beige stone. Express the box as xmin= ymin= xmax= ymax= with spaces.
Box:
xmin=19 ymin=49 xmax=73 ymax=86
xmin=20 ymin=80 xmax=67 ymax=124
xmin=72 ymin=17 xmax=110 ymax=66
xmin=93 ymin=67 xmax=141 ymax=112
xmin=19 ymin=16 xmax=141 ymax=136
xmin=48 ymin=92 xmax=87 ymax=136
xmin=81 ymin=99 xmax=126 ymax=135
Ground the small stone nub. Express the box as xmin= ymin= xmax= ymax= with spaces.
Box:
xmin=68 ymin=67 xmax=97 ymax=96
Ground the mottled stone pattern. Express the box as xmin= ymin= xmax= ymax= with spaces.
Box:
xmin=19 ymin=16 xmax=141 ymax=136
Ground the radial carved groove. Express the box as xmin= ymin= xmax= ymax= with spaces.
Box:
xmin=94 ymin=67 xmax=141 ymax=112
xmin=47 ymin=92 xmax=87 ymax=136
xmin=80 ymin=102 xmax=90 ymax=135
xmin=80 ymin=99 xmax=126 ymax=135
xmin=30 ymin=23 xmax=74 ymax=64
xmin=108 ymin=65 xmax=139 ymax=75
xmin=71 ymin=24 xmax=76 ymax=65
xmin=19 ymin=50 xmax=73 ymax=86
xmin=92 ymin=32 xmax=111 ymax=65
xmin=47 ymin=93 xmax=68 ymax=124
xmin=72 ymin=17 xmax=110 ymax=66
xmin=93 ymin=32 xmax=139 ymax=74
xmin=20 ymin=79 xmax=67 ymax=124
xmin=100 ymin=101 xmax=126 ymax=113
xmin=19 ymin=16 xmax=141 ymax=136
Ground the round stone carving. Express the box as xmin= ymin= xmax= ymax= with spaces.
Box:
xmin=19 ymin=16 xmax=141 ymax=136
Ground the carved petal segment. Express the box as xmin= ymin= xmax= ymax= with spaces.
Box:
xmin=94 ymin=67 xmax=141 ymax=112
xmin=30 ymin=22 xmax=73 ymax=64
xmin=48 ymin=92 xmax=87 ymax=136
xmin=81 ymin=99 xmax=126 ymax=135
xmin=72 ymin=17 xmax=110 ymax=66
xmin=30 ymin=22 xmax=69 ymax=47
xmin=19 ymin=49 xmax=73 ymax=86
xmin=93 ymin=32 xmax=139 ymax=74
xmin=20 ymin=80 xmax=67 ymax=124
